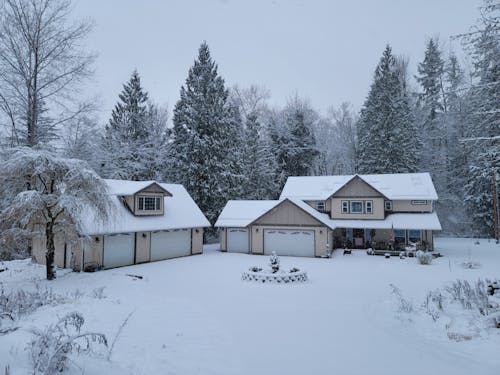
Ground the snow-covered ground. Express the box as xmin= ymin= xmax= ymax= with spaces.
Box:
xmin=1 ymin=237 xmax=499 ymax=374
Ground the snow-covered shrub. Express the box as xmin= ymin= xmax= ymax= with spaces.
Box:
xmin=423 ymin=290 xmax=444 ymax=321
xmin=269 ymin=252 xmax=280 ymax=273
xmin=290 ymin=267 xmax=300 ymax=273
xmin=91 ymin=287 xmax=106 ymax=299
xmin=28 ymin=312 xmax=107 ymax=375
xmin=445 ymin=279 xmax=491 ymax=315
xmin=390 ymin=284 xmax=413 ymax=314
xmin=249 ymin=267 xmax=262 ymax=273
xmin=0 ymin=285 xmax=66 ymax=320
xmin=416 ymin=250 xmax=433 ymax=265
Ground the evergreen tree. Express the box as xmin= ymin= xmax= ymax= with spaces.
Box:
xmin=356 ymin=45 xmax=419 ymax=174
xmin=241 ymin=112 xmax=277 ymax=199
xmin=462 ymin=0 xmax=500 ymax=236
xmin=101 ymin=70 xmax=164 ymax=181
xmin=170 ymin=42 xmax=244 ymax=225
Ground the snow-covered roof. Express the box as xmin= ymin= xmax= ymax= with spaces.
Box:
xmin=280 ymin=173 xmax=438 ymax=201
xmin=215 ymin=198 xmax=441 ymax=231
xmin=329 ymin=212 xmax=442 ymax=230
xmin=82 ymin=180 xmax=210 ymax=235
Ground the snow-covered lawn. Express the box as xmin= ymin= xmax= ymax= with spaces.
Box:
xmin=1 ymin=237 xmax=499 ymax=374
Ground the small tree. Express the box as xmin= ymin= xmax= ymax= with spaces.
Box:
xmin=269 ymin=251 xmax=280 ymax=273
xmin=0 ymin=148 xmax=114 ymax=280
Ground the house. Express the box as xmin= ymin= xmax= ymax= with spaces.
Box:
xmin=32 ymin=179 xmax=210 ymax=270
xmin=215 ymin=173 xmax=442 ymax=257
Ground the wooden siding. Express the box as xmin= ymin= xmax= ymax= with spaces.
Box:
xmin=330 ymin=197 xmax=385 ymax=220
xmin=253 ymin=200 xmax=323 ymax=226
xmin=332 ymin=176 xmax=384 ymax=198
xmin=392 ymin=200 xmax=433 ymax=213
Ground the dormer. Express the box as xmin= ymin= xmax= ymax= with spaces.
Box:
xmin=122 ymin=182 xmax=172 ymax=216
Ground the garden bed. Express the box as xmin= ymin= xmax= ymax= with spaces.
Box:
xmin=241 ymin=269 xmax=308 ymax=284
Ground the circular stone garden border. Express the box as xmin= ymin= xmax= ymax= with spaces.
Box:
xmin=241 ymin=270 xmax=308 ymax=284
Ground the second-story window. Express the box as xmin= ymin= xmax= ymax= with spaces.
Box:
xmin=316 ymin=201 xmax=325 ymax=211
xmin=365 ymin=201 xmax=373 ymax=214
xmin=341 ymin=201 xmax=349 ymax=213
xmin=138 ymin=196 xmax=161 ymax=211
xmin=385 ymin=200 xmax=393 ymax=211
xmin=350 ymin=201 xmax=363 ymax=214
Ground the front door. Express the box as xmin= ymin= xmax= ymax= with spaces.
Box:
xmin=352 ymin=228 xmax=365 ymax=248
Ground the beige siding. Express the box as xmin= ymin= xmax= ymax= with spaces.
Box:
xmin=330 ymin=197 xmax=385 ymax=220
xmin=138 ymin=183 xmax=172 ymax=195
xmin=423 ymin=230 xmax=434 ymax=250
xmin=220 ymin=228 xmax=227 ymax=251
xmin=250 ymin=225 xmax=328 ymax=257
xmin=304 ymin=200 xmax=329 ymax=212
xmin=54 ymin=233 xmax=66 ymax=268
xmin=88 ymin=235 xmax=104 ymax=266
xmin=333 ymin=176 xmax=383 ymax=198
xmin=253 ymin=200 xmax=323 ymax=226
xmin=191 ymin=228 xmax=204 ymax=254
xmin=135 ymin=231 xmax=150 ymax=263
xmin=124 ymin=195 xmax=135 ymax=211
xmin=392 ymin=200 xmax=433 ymax=213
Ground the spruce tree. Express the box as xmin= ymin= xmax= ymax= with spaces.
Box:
xmin=170 ymin=42 xmax=244 ymax=225
xmin=101 ymin=70 xmax=163 ymax=181
xmin=356 ymin=45 xmax=419 ymax=174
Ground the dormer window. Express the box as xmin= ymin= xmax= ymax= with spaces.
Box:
xmin=138 ymin=195 xmax=162 ymax=211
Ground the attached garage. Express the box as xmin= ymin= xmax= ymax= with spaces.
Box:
xmin=226 ymin=228 xmax=249 ymax=253
xmin=150 ymin=229 xmax=191 ymax=261
xmin=103 ymin=233 xmax=135 ymax=269
xmin=264 ymin=229 xmax=315 ymax=257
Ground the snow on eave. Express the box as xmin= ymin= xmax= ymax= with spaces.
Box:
xmin=214 ymin=200 xmax=280 ymax=228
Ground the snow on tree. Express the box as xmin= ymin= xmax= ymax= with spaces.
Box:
xmin=169 ymin=42 xmax=244 ymax=226
xmin=269 ymin=96 xmax=319 ymax=190
xmin=461 ymin=0 xmax=500 ymax=236
xmin=101 ymin=70 xmax=168 ymax=181
xmin=0 ymin=148 xmax=114 ymax=280
xmin=356 ymin=45 xmax=419 ymax=174
xmin=0 ymin=0 xmax=95 ymax=147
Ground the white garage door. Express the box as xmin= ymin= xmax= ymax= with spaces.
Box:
xmin=151 ymin=229 xmax=191 ymax=261
xmin=227 ymin=228 xmax=249 ymax=253
xmin=103 ymin=233 xmax=135 ymax=269
xmin=264 ymin=229 xmax=315 ymax=257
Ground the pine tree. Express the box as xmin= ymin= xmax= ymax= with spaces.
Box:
xmin=170 ymin=42 xmax=244 ymax=226
xmin=242 ymin=112 xmax=277 ymax=199
xmin=286 ymin=107 xmax=319 ymax=176
xmin=356 ymin=45 xmax=419 ymax=174
xmin=101 ymin=70 xmax=164 ymax=181
xmin=462 ymin=0 xmax=500 ymax=236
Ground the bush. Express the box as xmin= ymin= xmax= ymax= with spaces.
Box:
xmin=28 ymin=312 xmax=107 ymax=375
xmin=269 ymin=252 xmax=280 ymax=273
xmin=390 ymin=284 xmax=413 ymax=314
xmin=445 ymin=279 xmax=491 ymax=315
xmin=416 ymin=250 xmax=433 ymax=265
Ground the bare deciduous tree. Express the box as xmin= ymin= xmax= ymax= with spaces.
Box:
xmin=0 ymin=0 xmax=95 ymax=147
xmin=0 ymin=148 xmax=114 ymax=280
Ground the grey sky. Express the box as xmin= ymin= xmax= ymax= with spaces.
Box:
xmin=74 ymin=0 xmax=481 ymax=122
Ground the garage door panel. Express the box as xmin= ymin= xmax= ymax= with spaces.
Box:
xmin=151 ymin=229 xmax=191 ymax=261
xmin=103 ymin=233 xmax=135 ymax=268
xmin=264 ymin=229 xmax=314 ymax=257
xmin=227 ymin=228 xmax=249 ymax=253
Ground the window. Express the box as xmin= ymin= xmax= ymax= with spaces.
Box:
xmin=394 ymin=229 xmax=406 ymax=244
xmin=316 ymin=201 xmax=325 ymax=211
xmin=365 ymin=201 xmax=373 ymax=214
xmin=341 ymin=201 xmax=349 ymax=213
xmin=411 ymin=200 xmax=428 ymax=205
xmin=350 ymin=201 xmax=363 ymax=214
xmin=138 ymin=196 xmax=161 ymax=211
xmin=385 ymin=200 xmax=393 ymax=211
xmin=408 ymin=230 xmax=421 ymax=243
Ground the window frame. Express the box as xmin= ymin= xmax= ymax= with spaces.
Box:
xmin=137 ymin=195 xmax=162 ymax=212
xmin=407 ymin=229 xmax=421 ymax=243
xmin=316 ymin=201 xmax=325 ymax=212
xmin=394 ymin=229 xmax=406 ymax=244
xmin=341 ymin=200 xmax=349 ymax=213
xmin=411 ymin=200 xmax=428 ymax=205
xmin=385 ymin=200 xmax=393 ymax=211
xmin=365 ymin=200 xmax=373 ymax=214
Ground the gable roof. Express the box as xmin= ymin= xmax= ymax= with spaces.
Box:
xmin=214 ymin=198 xmax=333 ymax=228
xmin=81 ymin=180 xmax=210 ymax=235
xmin=280 ymin=173 xmax=438 ymax=201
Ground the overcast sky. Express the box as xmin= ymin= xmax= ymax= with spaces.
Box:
xmin=73 ymin=0 xmax=481 ymax=122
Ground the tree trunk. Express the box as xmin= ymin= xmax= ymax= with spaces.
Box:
xmin=45 ymin=222 xmax=56 ymax=280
